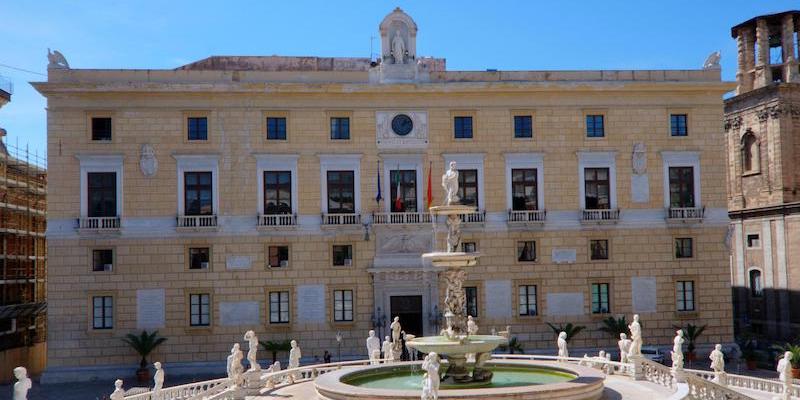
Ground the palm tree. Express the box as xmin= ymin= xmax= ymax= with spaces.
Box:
xmin=546 ymin=322 xmax=586 ymax=343
xmin=674 ymin=323 xmax=706 ymax=361
xmin=260 ymin=340 xmax=293 ymax=364
xmin=121 ymin=330 xmax=167 ymax=381
xmin=599 ymin=316 xmax=630 ymax=339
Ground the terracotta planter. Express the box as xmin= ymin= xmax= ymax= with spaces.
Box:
xmin=136 ymin=367 xmax=150 ymax=383
xmin=792 ymin=367 xmax=800 ymax=379
xmin=746 ymin=359 xmax=757 ymax=370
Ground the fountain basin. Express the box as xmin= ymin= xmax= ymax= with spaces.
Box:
xmin=406 ymin=335 xmax=507 ymax=356
xmin=314 ymin=360 xmax=605 ymax=400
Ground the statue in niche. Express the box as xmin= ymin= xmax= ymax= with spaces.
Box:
xmin=632 ymin=143 xmax=646 ymax=175
xmin=140 ymin=144 xmax=158 ymax=177
xmin=391 ymin=30 xmax=406 ymax=64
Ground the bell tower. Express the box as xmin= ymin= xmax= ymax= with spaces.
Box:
xmin=731 ymin=11 xmax=800 ymax=94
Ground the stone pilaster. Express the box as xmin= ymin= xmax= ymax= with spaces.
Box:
xmin=782 ymin=15 xmax=798 ymax=82
xmin=736 ymin=30 xmax=754 ymax=94
xmin=754 ymin=19 xmax=771 ymax=88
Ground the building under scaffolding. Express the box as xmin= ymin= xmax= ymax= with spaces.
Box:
xmin=0 ymin=134 xmax=47 ymax=382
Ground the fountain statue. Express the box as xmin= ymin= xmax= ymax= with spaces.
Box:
xmin=288 ymin=340 xmax=301 ymax=380
xmin=557 ymin=332 xmax=569 ymax=362
xmin=404 ymin=332 xmax=418 ymax=361
xmin=227 ymin=343 xmax=245 ymax=388
xmin=366 ymin=330 xmax=381 ymax=364
xmin=110 ymin=379 xmax=125 ymax=400
xmin=671 ymin=330 xmax=684 ymax=372
xmin=709 ymin=344 xmax=727 ymax=385
xmin=382 ymin=336 xmax=393 ymax=362
xmin=628 ymin=314 xmax=643 ymax=357
xmin=618 ymin=333 xmax=632 ymax=363
xmin=421 ymin=352 xmax=441 ymax=400
xmin=153 ymin=362 xmax=164 ymax=393
xmin=13 ymin=367 xmax=31 ymax=400
xmin=244 ymin=330 xmax=260 ymax=371
xmin=777 ymin=351 xmax=793 ymax=400
xmin=407 ymin=161 xmax=507 ymax=385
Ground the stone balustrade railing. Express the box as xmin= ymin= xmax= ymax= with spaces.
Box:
xmin=78 ymin=216 xmax=121 ymax=231
xmin=682 ymin=371 xmax=755 ymax=400
xmin=634 ymin=357 xmax=675 ymax=389
xmin=507 ymin=209 xmax=547 ymax=224
xmin=372 ymin=211 xmax=433 ymax=224
xmin=257 ymin=213 xmax=297 ymax=227
xmin=321 ymin=212 xmax=361 ymax=225
xmin=176 ymin=215 xmax=218 ymax=229
xmin=685 ymin=367 xmax=800 ymax=398
xmin=123 ymin=377 xmax=228 ymax=400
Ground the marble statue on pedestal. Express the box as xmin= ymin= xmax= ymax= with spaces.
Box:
xmin=671 ymin=330 xmax=684 ymax=371
xmin=467 ymin=315 xmax=478 ymax=335
xmin=421 ymin=352 xmax=441 ymax=400
xmin=709 ymin=344 xmax=727 ymax=385
xmin=391 ymin=31 xmax=406 ymax=64
xmin=382 ymin=336 xmax=394 ymax=362
xmin=777 ymin=351 xmax=793 ymax=400
xmin=152 ymin=362 xmax=164 ymax=393
xmin=244 ymin=330 xmax=260 ymax=371
xmin=366 ymin=330 xmax=381 ymax=364
xmin=13 ymin=367 xmax=31 ymax=400
xmin=391 ymin=317 xmax=402 ymax=343
xmin=110 ymin=379 xmax=125 ymax=400
xmin=227 ymin=343 xmax=245 ymax=387
xmin=557 ymin=332 xmax=569 ymax=361
xmin=618 ymin=333 xmax=632 ymax=363
xmin=264 ymin=361 xmax=281 ymax=389
xmin=287 ymin=340 xmax=301 ymax=383
xmin=628 ymin=314 xmax=642 ymax=357
xmin=441 ymin=161 xmax=459 ymax=206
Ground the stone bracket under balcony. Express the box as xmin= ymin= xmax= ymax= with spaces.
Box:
xmin=507 ymin=209 xmax=546 ymax=227
xmin=580 ymin=209 xmax=620 ymax=224
xmin=76 ymin=216 xmax=121 ymax=233
xmin=176 ymin=215 xmax=218 ymax=232
xmin=665 ymin=207 xmax=705 ymax=224
xmin=256 ymin=214 xmax=297 ymax=230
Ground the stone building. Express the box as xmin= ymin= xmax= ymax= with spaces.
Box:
xmin=34 ymin=8 xmax=733 ymax=381
xmin=725 ymin=10 xmax=800 ymax=340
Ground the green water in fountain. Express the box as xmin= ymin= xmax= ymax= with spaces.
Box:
xmin=342 ymin=365 xmax=575 ymax=390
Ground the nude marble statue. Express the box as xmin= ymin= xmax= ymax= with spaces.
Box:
xmin=628 ymin=314 xmax=642 ymax=357
xmin=13 ymin=367 xmax=31 ymax=400
xmin=244 ymin=330 xmax=260 ymax=371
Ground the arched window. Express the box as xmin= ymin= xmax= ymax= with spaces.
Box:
xmin=742 ymin=131 xmax=759 ymax=174
xmin=749 ymin=269 xmax=763 ymax=297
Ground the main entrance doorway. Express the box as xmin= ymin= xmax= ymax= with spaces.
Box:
xmin=390 ymin=295 xmax=423 ymax=337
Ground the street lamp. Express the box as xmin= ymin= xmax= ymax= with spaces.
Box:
xmin=335 ymin=331 xmax=343 ymax=362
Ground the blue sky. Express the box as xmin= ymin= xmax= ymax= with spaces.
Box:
xmin=0 ymin=0 xmax=796 ymax=159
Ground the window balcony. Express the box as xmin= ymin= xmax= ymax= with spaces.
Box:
xmin=666 ymin=206 xmax=705 ymax=222
xmin=459 ymin=210 xmax=486 ymax=224
xmin=372 ymin=212 xmax=432 ymax=225
xmin=581 ymin=209 xmax=620 ymax=224
xmin=321 ymin=213 xmax=362 ymax=226
xmin=507 ymin=209 xmax=546 ymax=226
xmin=177 ymin=215 xmax=218 ymax=230
xmin=77 ymin=216 xmax=121 ymax=232
xmin=257 ymin=213 xmax=297 ymax=228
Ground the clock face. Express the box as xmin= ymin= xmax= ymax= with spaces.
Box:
xmin=391 ymin=114 xmax=413 ymax=136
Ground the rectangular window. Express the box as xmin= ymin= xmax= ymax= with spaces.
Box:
xmin=746 ymin=234 xmax=760 ymax=248
xmin=187 ymin=117 xmax=208 ymax=141
xmin=269 ymin=291 xmax=290 ymax=323
xmin=189 ymin=293 xmax=210 ymax=326
xmin=511 ymin=168 xmax=538 ymax=211
xmin=454 ymin=116 xmax=473 ymax=139
xmin=464 ymin=286 xmax=478 ymax=317
xmin=184 ymin=171 xmax=213 ymax=215
xmin=268 ymin=245 xmax=289 ymax=268
xmin=327 ymin=171 xmax=355 ymax=214
xmin=584 ymin=168 xmax=610 ymax=209
xmin=518 ymin=285 xmax=537 ymax=316
xmin=330 ymin=117 xmax=350 ymax=140
xmin=590 ymin=239 xmax=609 ymax=260
xmin=457 ymin=169 xmax=479 ymax=207
xmin=264 ymin=171 xmax=292 ymax=214
xmin=461 ymin=242 xmax=476 ymax=253
xmin=670 ymin=114 xmax=688 ymax=137
xmin=92 ymin=296 xmax=113 ymax=329
xmin=390 ymin=170 xmax=417 ymax=212
xmin=675 ymin=238 xmax=694 ymax=258
xmin=92 ymin=249 xmax=114 ymax=272
xmin=87 ymin=172 xmax=117 ymax=218
xmin=517 ymin=241 xmax=536 ymax=262
xmin=591 ymin=283 xmax=610 ymax=314
xmin=333 ymin=289 xmax=354 ymax=322
xmin=332 ymin=245 xmax=353 ymax=266
xmin=513 ymin=115 xmax=533 ymax=138
xmin=189 ymin=247 xmax=210 ymax=270
xmin=266 ymin=117 xmax=287 ymax=140
xmin=91 ymin=117 xmax=112 ymax=141
xmin=669 ymin=167 xmax=695 ymax=208
xmin=586 ymin=115 xmax=604 ymax=138
xmin=676 ymin=280 xmax=695 ymax=311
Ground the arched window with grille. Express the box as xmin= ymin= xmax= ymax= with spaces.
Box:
xmin=749 ymin=269 xmax=763 ymax=297
xmin=741 ymin=131 xmax=759 ymax=174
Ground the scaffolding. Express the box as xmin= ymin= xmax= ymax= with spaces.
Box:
xmin=0 ymin=140 xmax=46 ymax=351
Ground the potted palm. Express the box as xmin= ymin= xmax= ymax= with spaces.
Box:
xmin=772 ymin=343 xmax=800 ymax=378
xmin=674 ymin=323 xmax=706 ymax=362
xmin=122 ymin=330 xmax=167 ymax=383
xmin=259 ymin=339 xmax=293 ymax=364
xmin=599 ymin=316 xmax=629 ymax=339
xmin=546 ymin=322 xmax=586 ymax=343
xmin=738 ymin=338 xmax=759 ymax=370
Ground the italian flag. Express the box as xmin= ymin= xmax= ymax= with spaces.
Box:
xmin=394 ymin=168 xmax=403 ymax=211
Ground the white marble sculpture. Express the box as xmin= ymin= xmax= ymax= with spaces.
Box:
xmin=288 ymin=340 xmax=301 ymax=378
xmin=139 ymin=144 xmax=158 ymax=177
xmin=264 ymin=361 xmax=281 ymax=389
xmin=421 ymin=352 xmax=441 ymax=400
xmin=13 ymin=367 xmax=31 ymax=400
xmin=404 ymin=333 xmax=417 ymax=361
xmin=628 ymin=314 xmax=642 ymax=357
xmin=47 ymin=48 xmax=69 ymax=69
xmin=467 ymin=315 xmax=478 ymax=335
xmin=618 ymin=333 xmax=632 ymax=363
xmin=703 ymin=51 xmax=721 ymax=70
xmin=110 ymin=379 xmax=125 ymax=400
xmin=671 ymin=329 xmax=684 ymax=371
xmin=709 ymin=344 xmax=727 ymax=385
xmin=557 ymin=331 xmax=569 ymax=361
xmin=604 ymin=352 xmax=614 ymax=375
xmin=382 ymin=336 xmax=394 ymax=363
xmin=441 ymin=161 xmax=459 ymax=206
xmin=777 ymin=351 xmax=793 ymax=400
xmin=392 ymin=30 xmax=406 ymax=64
xmin=227 ymin=343 xmax=245 ymax=388
xmin=366 ymin=330 xmax=381 ymax=364
xmin=152 ymin=361 xmax=164 ymax=393
xmin=244 ymin=330 xmax=260 ymax=371
xmin=391 ymin=317 xmax=402 ymax=343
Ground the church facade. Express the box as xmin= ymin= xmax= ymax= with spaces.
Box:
xmin=35 ymin=8 xmax=734 ymax=381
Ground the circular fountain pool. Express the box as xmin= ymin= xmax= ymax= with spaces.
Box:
xmin=315 ymin=360 xmax=605 ymax=400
